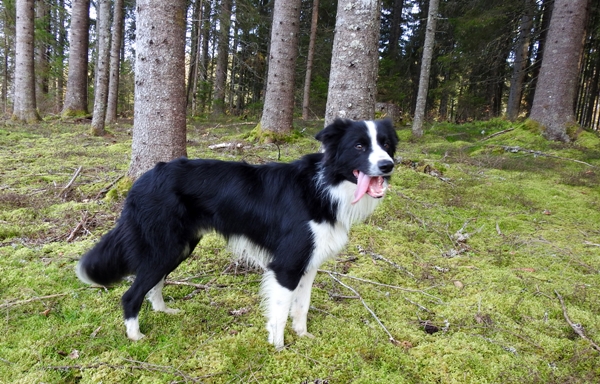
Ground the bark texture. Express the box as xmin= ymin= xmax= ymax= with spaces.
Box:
xmin=506 ymin=1 xmax=533 ymax=121
xmin=13 ymin=0 xmax=40 ymax=123
xmin=212 ymin=0 xmax=232 ymax=116
xmin=260 ymin=0 xmax=301 ymax=134
xmin=62 ymin=0 xmax=90 ymax=116
xmin=128 ymin=0 xmax=187 ymax=179
xmin=90 ymin=0 xmax=112 ymax=135
xmin=411 ymin=0 xmax=439 ymax=137
xmin=529 ymin=0 xmax=590 ymax=142
xmin=34 ymin=0 xmax=50 ymax=110
xmin=301 ymin=0 xmax=319 ymax=121
xmin=105 ymin=0 xmax=124 ymax=124
xmin=324 ymin=0 xmax=381 ymax=125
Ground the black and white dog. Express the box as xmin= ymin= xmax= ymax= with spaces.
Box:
xmin=76 ymin=118 xmax=398 ymax=349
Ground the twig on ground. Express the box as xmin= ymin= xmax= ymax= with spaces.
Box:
xmin=66 ymin=211 xmax=93 ymax=242
xmin=318 ymin=270 xmax=443 ymax=304
xmin=479 ymin=128 xmax=514 ymax=141
xmin=496 ymin=221 xmax=503 ymax=236
xmin=58 ymin=166 xmax=82 ymax=198
xmin=326 ymin=271 xmax=398 ymax=345
xmin=583 ymin=241 xmax=600 ymax=248
xmin=405 ymin=297 xmax=431 ymax=313
xmin=555 ymin=290 xmax=600 ymax=352
xmin=1 ymin=291 xmax=76 ymax=309
xmin=94 ymin=174 xmax=124 ymax=200
xmin=357 ymin=245 xmax=415 ymax=278
xmin=165 ymin=279 xmax=228 ymax=290
xmin=498 ymin=145 xmax=597 ymax=168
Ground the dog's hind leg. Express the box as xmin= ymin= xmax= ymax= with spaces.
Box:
xmin=146 ymin=277 xmax=180 ymax=314
xmin=122 ymin=269 xmax=172 ymax=341
xmin=261 ymin=270 xmax=294 ymax=350
xmin=290 ymin=267 xmax=318 ymax=338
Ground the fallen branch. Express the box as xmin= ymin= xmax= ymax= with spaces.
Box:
xmin=66 ymin=211 xmax=93 ymax=242
xmin=58 ymin=166 xmax=82 ymax=198
xmin=555 ymin=290 xmax=600 ymax=352
xmin=326 ymin=271 xmax=398 ymax=345
xmin=480 ymin=128 xmax=514 ymax=141
xmin=94 ymin=174 xmax=124 ymax=200
xmin=498 ymin=145 xmax=597 ymax=168
xmin=165 ymin=279 xmax=228 ymax=290
xmin=357 ymin=245 xmax=415 ymax=278
xmin=319 ymin=270 xmax=443 ymax=304
xmin=583 ymin=241 xmax=600 ymax=248
xmin=0 ymin=288 xmax=93 ymax=310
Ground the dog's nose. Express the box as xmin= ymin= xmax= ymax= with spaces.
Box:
xmin=377 ymin=160 xmax=394 ymax=174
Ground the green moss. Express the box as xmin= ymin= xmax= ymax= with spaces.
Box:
xmin=1 ymin=118 xmax=600 ymax=382
xmin=104 ymin=177 xmax=134 ymax=202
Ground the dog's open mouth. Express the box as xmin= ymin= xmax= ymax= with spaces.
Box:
xmin=352 ymin=170 xmax=386 ymax=204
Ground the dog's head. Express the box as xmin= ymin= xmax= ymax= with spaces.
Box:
xmin=316 ymin=119 xmax=398 ymax=203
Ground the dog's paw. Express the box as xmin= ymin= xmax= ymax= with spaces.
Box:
xmin=127 ymin=330 xmax=145 ymax=341
xmin=294 ymin=329 xmax=315 ymax=339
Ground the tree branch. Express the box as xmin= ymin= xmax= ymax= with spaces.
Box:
xmin=555 ymin=290 xmax=600 ymax=352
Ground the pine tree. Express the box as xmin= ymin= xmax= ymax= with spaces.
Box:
xmin=128 ymin=0 xmax=187 ymax=178
xmin=530 ymin=0 xmax=591 ymax=141
xmin=13 ymin=0 xmax=40 ymax=123
xmin=324 ymin=0 xmax=381 ymax=124
xmin=259 ymin=0 xmax=301 ymax=134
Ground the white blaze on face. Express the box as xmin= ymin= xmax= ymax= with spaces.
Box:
xmin=365 ymin=121 xmax=393 ymax=175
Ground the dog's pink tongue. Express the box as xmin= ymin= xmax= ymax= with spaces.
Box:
xmin=353 ymin=171 xmax=373 ymax=204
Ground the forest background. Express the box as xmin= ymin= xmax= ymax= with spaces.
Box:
xmin=1 ymin=0 xmax=600 ymax=382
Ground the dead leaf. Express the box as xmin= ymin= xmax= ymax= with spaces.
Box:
xmin=453 ymin=280 xmax=464 ymax=289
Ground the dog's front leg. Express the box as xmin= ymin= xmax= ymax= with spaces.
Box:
xmin=290 ymin=268 xmax=318 ymax=338
xmin=261 ymin=270 xmax=294 ymax=350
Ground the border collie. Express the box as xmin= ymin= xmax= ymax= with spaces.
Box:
xmin=76 ymin=118 xmax=398 ymax=349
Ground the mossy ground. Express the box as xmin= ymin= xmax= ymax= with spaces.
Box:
xmin=1 ymin=117 xmax=599 ymax=383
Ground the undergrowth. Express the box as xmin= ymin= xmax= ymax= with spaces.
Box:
xmin=1 ymin=117 xmax=599 ymax=383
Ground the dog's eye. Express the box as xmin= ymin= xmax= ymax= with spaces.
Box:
xmin=383 ymin=142 xmax=390 ymax=150
xmin=355 ymin=143 xmax=364 ymax=151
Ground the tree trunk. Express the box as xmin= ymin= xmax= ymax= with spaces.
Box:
xmin=105 ymin=0 xmax=124 ymax=124
xmin=62 ymin=0 xmax=90 ymax=117
xmin=259 ymin=0 xmax=301 ymax=134
xmin=128 ymin=0 xmax=187 ymax=179
xmin=199 ymin=0 xmax=212 ymax=113
xmin=412 ymin=0 xmax=439 ymax=137
xmin=324 ymin=0 xmax=381 ymax=125
xmin=54 ymin=0 xmax=67 ymax=112
xmin=506 ymin=1 xmax=534 ymax=121
xmin=388 ymin=0 xmax=404 ymax=59
xmin=529 ymin=0 xmax=590 ymax=142
xmin=13 ymin=0 xmax=40 ymax=123
xmin=90 ymin=0 xmax=112 ymax=136
xmin=301 ymin=0 xmax=319 ymax=121
xmin=34 ymin=0 xmax=50 ymax=112
xmin=212 ymin=0 xmax=232 ymax=117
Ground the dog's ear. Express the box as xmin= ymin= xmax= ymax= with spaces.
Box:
xmin=315 ymin=118 xmax=353 ymax=147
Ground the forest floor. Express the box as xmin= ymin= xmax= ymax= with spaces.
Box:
xmin=1 ymin=117 xmax=600 ymax=383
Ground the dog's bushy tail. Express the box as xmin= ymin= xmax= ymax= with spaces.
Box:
xmin=76 ymin=227 xmax=131 ymax=286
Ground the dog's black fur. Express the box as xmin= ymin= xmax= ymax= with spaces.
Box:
xmin=76 ymin=118 xmax=398 ymax=348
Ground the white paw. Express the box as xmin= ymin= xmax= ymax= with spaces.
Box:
xmin=296 ymin=330 xmax=315 ymax=339
xmin=127 ymin=330 xmax=145 ymax=341
xmin=161 ymin=307 xmax=181 ymax=314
